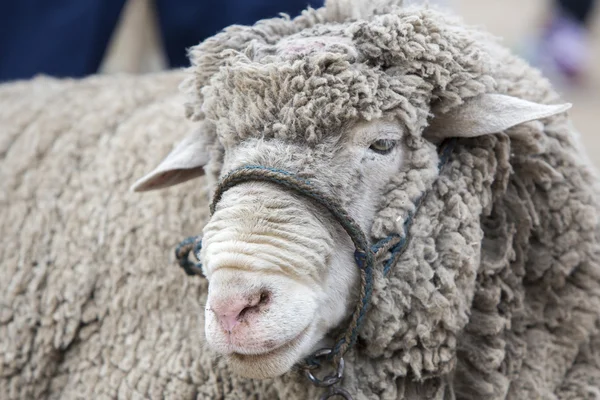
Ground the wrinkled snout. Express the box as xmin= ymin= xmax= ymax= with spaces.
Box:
xmin=199 ymin=182 xmax=351 ymax=378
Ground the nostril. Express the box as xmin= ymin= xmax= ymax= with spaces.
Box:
xmin=258 ymin=290 xmax=270 ymax=306
xmin=237 ymin=304 xmax=255 ymax=320
xmin=213 ymin=290 xmax=272 ymax=332
xmin=237 ymin=290 xmax=270 ymax=319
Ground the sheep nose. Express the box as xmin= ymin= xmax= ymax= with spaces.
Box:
xmin=211 ymin=291 xmax=270 ymax=332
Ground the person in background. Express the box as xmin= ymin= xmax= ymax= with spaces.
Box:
xmin=0 ymin=0 xmax=324 ymax=82
xmin=535 ymin=0 xmax=597 ymax=84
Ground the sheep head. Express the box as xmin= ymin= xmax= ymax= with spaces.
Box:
xmin=132 ymin=4 xmax=570 ymax=380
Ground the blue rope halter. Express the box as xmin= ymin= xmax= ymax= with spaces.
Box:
xmin=174 ymin=138 xmax=457 ymax=395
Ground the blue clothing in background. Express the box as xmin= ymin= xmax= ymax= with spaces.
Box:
xmin=0 ymin=1 xmax=127 ymax=81
xmin=0 ymin=0 xmax=324 ymax=82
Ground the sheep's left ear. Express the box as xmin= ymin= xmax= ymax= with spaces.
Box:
xmin=423 ymin=94 xmax=572 ymax=142
xmin=130 ymin=129 xmax=213 ymax=192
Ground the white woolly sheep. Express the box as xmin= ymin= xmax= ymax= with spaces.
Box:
xmin=2 ymin=1 xmax=600 ymax=399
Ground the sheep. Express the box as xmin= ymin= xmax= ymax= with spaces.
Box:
xmin=2 ymin=1 xmax=600 ymax=399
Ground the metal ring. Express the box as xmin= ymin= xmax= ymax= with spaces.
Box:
xmin=319 ymin=387 xmax=353 ymax=400
xmin=304 ymin=349 xmax=345 ymax=388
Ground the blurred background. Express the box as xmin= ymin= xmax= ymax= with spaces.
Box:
xmin=1 ymin=0 xmax=598 ymax=164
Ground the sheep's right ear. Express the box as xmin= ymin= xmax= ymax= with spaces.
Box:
xmin=131 ymin=130 xmax=212 ymax=192
xmin=423 ymin=94 xmax=572 ymax=143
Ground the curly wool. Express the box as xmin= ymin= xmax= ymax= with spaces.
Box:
xmin=2 ymin=2 xmax=600 ymax=400
xmin=185 ymin=7 xmax=495 ymax=146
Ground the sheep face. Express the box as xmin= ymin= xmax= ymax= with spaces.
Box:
xmin=200 ymin=119 xmax=406 ymax=378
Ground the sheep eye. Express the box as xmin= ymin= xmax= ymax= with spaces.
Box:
xmin=369 ymin=139 xmax=397 ymax=155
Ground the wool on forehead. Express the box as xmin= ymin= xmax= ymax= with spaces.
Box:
xmin=183 ymin=6 xmax=497 ymax=146
xmin=202 ymin=49 xmax=380 ymax=144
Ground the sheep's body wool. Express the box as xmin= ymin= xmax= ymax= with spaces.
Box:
xmin=2 ymin=3 xmax=600 ymax=399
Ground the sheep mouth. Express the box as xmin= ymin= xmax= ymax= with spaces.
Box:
xmin=228 ymin=325 xmax=311 ymax=364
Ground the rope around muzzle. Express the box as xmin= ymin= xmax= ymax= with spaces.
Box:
xmin=175 ymin=138 xmax=457 ymax=397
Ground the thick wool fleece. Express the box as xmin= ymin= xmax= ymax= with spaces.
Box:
xmin=2 ymin=3 xmax=600 ymax=400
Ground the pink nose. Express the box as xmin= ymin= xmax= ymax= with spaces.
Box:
xmin=211 ymin=291 xmax=270 ymax=332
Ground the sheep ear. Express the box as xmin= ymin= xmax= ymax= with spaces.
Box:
xmin=423 ymin=94 xmax=572 ymax=142
xmin=131 ymin=130 xmax=211 ymax=192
